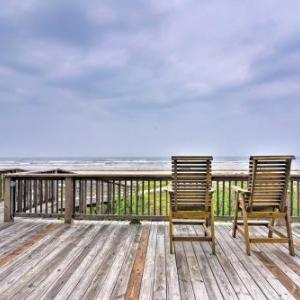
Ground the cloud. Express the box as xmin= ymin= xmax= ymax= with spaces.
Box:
xmin=0 ymin=0 xmax=300 ymax=156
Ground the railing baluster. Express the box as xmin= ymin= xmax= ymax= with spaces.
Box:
xmin=112 ymin=180 xmax=115 ymax=214
xmin=228 ymin=180 xmax=232 ymax=216
xmin=154 ymin=180 xmax=156 ymax=216
xmin=60 ymin=179 xmax=64 ymax=213
xmin=136 ymin=180 xmax=139 ymax=215
xmin=297 ymin=180 xmax=300 ymax=217
xmin=55 ymin=180 xmax=59 ymax=214
xmin=159 ymin=180 xmax=162 ymax=216
xmin=165 ymin=180 xmax=169 ymax=216
xmin=118 ymin=180 xmax=121 ymax=215
xmin=291 ymin=180 xmax=294 ymax=216
xmin=90 ymin=180 xmax=93 ymax=215
xmin=108 ymin=181 xmax=111 ymax=213
xmin=124 ymin=180 xmax=127 ymax=215
xmin=28 ymin=180 xmax=31 ymax=212
xmin=96 ymin=180 xmax=100 ymax=214
xmin=148 ymin=180 xmax=150 ymax=215
xmin=79 ymin=180 xmax=83 ymax=214
xmin=216 ymin=180 xmax=220 ymax=216
xmin=50 ymin=180 xmax=55 ymax=214
xmin=101 ymin=180 xmax=104 ymax=214
xmin=142 ymin=181 xmax=145 ymax=215
xmin=222 ymin=180 xmax=225 ymax=216
xmin=45 ymin=180 xmax=48 ymax=214
xmin=130 ymin=180 xmax=133 ymax=214
xmin=39 ymin=180 xmax=43 ymax=214
xmin=23 ymin=179 xmax=26 ymax=212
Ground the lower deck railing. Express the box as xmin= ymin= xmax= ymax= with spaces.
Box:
xmin=3 ymin=172 xmax=300 ymax=222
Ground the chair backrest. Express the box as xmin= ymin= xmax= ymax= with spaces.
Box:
xmin=172 ymin=156 xmax=213 ymax=211
xmin=248 ymin=155 xmax=295 ymax=211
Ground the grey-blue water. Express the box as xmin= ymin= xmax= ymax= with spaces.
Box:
xmin=0 ymin=157 xmax=299 ymax=171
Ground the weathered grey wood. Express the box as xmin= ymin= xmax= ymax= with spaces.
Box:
xmin=82 ymin=226 xmax=132 ymax=299
xmin=216 ymin=226 xmax=268 ymax=299
xmin=110 ymin=225 xmax=143 ymax=299
xmin=97 ymin=224 xmax=140 ymax=299
xmin=64 ymin=178 xmax=74 ymax=224
xmin=180 ymin=226 xmax=209 ymax=300
xmin=256 ymin=226 xmax=300 ymax=264
xmin=53 ymin=223 xmax=118 ymax=300
xmin=186 ymin=226 xmax=223 ymax=300
xmin=218 ymin=226 xmax=280 ymax=299
xmin=201 ymin=240 xmax=253 ymax=300
xmin=0 ymin=222 xmax=43 ymax=251
xmin=164 ymin=224 xmax=181 ymax=300
xmin=0 ymin=225 xmax=69 ymax=292
xmin=0 ymin=223 xmax=47 ymax=257
xmin=174 ymin=237 xmax=195 ymax=300
xmin=230 ymin=225 xmax=292 ymax=298
xmin=140 ymin=223 xmax=158 ymax=300
xmin=254 ymin=227 xmax=300 ymax=284
xmin=194 ymin=226 xmax=239 ymax=300
xmin=4 ymin=177 xmax=12 ymax=222
xmin=67 ymin=225 xmax=129 ymax=300
xmin=1 ymin=225 xmax=93 ymax=299
xmin=27 ymin=225 xmax=103 ymax=300
xmin=153 ymin=224 xmax=167 ymax=299
xmin=0 ymin=209 xmax=300 ymax=300
xmin=253 ymin=247 xmax=300 ymax=299
xmin=124 ymin=225 xmax=150 ymax=300
xmin=0 ymin=202 xmax=4 ymax=223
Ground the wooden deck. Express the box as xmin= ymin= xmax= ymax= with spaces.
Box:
xmin=0 ymin=203 xmax=300 ymax=299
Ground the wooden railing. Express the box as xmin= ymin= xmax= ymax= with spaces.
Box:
xmin=0 ymin=174 xmax=3 ymax=202
xmin=0 ymin=169 xmax=26 ymax=202
xmin=3 ymin=172 xmax=300 ymax=222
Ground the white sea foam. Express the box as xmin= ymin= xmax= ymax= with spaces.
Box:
xmin=0 ymin=157 xmax=299 ymax=171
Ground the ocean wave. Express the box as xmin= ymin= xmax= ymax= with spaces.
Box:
xmin=0 ymin=157 xmax=299 ymax=171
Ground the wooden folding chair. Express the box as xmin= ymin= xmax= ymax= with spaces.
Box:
xmin=169 ymin=156 xmax=215 ymax=254
xmin=232 ymin=155 xmax=295 ymax=256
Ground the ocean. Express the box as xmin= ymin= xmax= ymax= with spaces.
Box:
xmin=0 ymin=157 xmax=299 ymax=172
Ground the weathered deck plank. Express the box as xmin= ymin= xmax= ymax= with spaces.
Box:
xmin=0 ymin=208 xmax=299 ymax=299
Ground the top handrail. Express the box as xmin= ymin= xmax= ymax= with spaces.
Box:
xmin=3 ymin=170 xmax=300 ymax=180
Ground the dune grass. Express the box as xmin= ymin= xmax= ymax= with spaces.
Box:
xmin=98 ymin=180 xmax=300 ymax=217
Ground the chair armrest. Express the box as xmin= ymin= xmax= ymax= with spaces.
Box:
xmin=232 ymin=186 xmax=251 ymax=196
xmin=166 ymin=187 xmax=174 ymax=195
xmin=209 ymin=188 xmax=215 ymax=194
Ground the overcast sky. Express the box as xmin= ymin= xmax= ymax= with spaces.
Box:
xmin=0 ymin=0 xmax=300 ymax=157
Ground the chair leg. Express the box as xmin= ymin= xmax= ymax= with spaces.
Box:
xmin=232 ymin=192 xmax=239 ymax=238
xmin=240 ymin=200 xmax=251 ymax=255
xmin=268 ymin=208 xmax=278 ymax=238
xmin=204 ymin=218 xmax=208 ymax=236
xmin=169 ymin=220 xmax=174 ymax=254
xmin=285 ymin=213 xmax=295 ymax=256
xmin=268 ymin=217 xmax=275 ymax=238
xmin=211 ymin=215 xmax=216 ymax=255
xmin=169 ymin=204 xmax=174 ymax=254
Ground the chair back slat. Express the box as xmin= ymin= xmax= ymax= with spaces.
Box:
xmin=248 ymin=155 xmax=294 ymax=211
xmin=172 ymin=156 xmax=213 ymax=211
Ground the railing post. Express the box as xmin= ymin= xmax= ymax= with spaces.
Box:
xmin=65 ymin=177 xmax=74 ymax=224
xmin=0 ymin=174 xmax=3 ymax=202
xmin=4 ymin=177 xmax=13 ymax=222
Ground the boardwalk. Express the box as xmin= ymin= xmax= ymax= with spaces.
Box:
xmin=0 ymin=203 xmax=300 ymax=299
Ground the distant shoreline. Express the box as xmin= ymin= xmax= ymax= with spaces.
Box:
xmin=0 ymin=157 xmax=299 ymax=172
